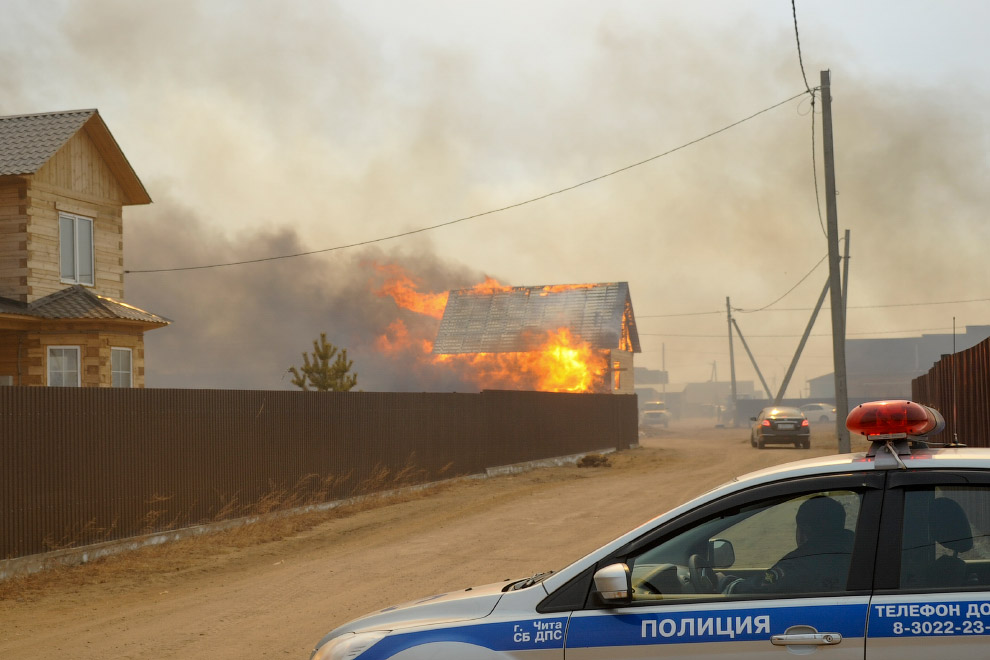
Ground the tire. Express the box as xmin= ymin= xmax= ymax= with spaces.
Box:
xmin=757 ymin=438 xmax=765 ymax=449
xmin=819 ymin=416 xmax=829 ymax=423
xmin=801 ymin=440 xmax=811 ymax=449
xmin=751 ymin=435 xmax=757 ymax=448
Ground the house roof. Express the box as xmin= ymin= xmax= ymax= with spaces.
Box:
xmin=0 ymin=285 xmax=170 ymax=326
xmin=0 ymin=109 xmax=151 ymax=205
xmin=433 ymin=282 xmax=640 ymax=354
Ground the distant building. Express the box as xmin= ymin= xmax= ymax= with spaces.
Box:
xmin=809 ymin=326 xmax=990 ymax=399
xmin=434 ymin=282 xmax=640 ymax=393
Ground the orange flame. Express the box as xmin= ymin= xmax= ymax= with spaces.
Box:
xmin=437 ymin=328 xmax=608 ymax=392
xmin=373 ymin=263 xmax=449 ymax=319
xmin=373 ymin=264 xmax=608 ymax=393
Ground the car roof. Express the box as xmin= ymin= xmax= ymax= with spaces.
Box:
xmin=761 ymin=406 xmax=802 ymax=414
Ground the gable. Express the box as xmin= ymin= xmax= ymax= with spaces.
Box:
xmin=0 ymin=110 xmax=150 ymax=205
xmin=34 ymin=129 xmax=126 ymax=203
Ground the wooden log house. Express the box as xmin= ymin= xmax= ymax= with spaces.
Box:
xmin=0 ymin=110 xmax=169 ymax=387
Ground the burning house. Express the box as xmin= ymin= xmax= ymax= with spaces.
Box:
xmin=431 ymin=282 xmax=641 ymax=394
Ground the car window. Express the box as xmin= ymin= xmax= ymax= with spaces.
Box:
xmin=626 ymin=489 xmax=863 ymax=602
xmin=900 ymin=485 xmax=990 ymax=590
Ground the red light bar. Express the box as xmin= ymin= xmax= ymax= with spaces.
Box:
xmin=846 ymin=400 xmax=939 ymax=438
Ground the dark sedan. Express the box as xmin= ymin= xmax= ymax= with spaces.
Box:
xmin=750 ymin=406 xmax=811 ymax=449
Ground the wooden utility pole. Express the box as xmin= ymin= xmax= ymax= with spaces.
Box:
xmin=727 ymin=297 xmax=738 ymax=427
xmin=821 ymin=70 xmax=851 ymax=452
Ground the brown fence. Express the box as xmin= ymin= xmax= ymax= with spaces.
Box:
xmin=912 ymin=337 xmax=990 ymax=447
xmin=0 ymin=388 xmax=636 ymax=559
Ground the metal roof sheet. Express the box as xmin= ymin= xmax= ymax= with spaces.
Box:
xmin=432 ymin=282 xmax=640 ymax=354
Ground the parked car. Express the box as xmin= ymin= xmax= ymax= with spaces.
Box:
xmin=800 ymin=402 xmax=837 ymax=423
xmin=640 ymin=401 xmax=670 ymax=429
xmin=750 ymin=406 xmax=810 ymax=449
xmin=310 ymin=400 xmax=987 ymax=660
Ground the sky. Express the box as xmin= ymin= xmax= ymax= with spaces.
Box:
xmin=3 ymin=1 xmax=989 ymax=395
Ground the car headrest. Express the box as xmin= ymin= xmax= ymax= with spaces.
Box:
xmin=932 ymin=497 xmax=974 ymax=554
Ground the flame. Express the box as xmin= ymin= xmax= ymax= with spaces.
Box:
xmin=436 ymin=328 xmax=607 ymax=392
xmin=372 ymin=264 xmax=608 ymax=393
xmin=373 ymin=263 xmax=449 ymax=319
xmin=537 ymin=283 xmax=598 ymax=296
xmin=376 ymin=319 xmax=432 ymax=356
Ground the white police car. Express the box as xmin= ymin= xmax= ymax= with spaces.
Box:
xmin=310 ymin=400 xmax=990 ymax=659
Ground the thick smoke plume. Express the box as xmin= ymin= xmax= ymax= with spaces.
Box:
xmin=3 ymin=2 xmax=988 ymax=392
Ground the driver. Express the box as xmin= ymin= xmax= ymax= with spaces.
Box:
xmin=721 ymin=495 xmax=854 ymax=595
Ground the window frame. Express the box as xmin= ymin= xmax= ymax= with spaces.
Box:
xmin=111 ymin=347 xmax=132 ymax=388
xmin=538 ymin=472 xmax=886 ymax=613
xmin=875 ymin=469 xmax=990 ymax=594
xmin=47 ymin=345 xmax=81 ymax=387
xmin=59 ymin=211 xmax=95 ymax=286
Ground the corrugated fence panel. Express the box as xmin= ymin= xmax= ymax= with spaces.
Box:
xmin=0 ymin=388 xmax=634 ymax=559
xmin=912 ymin=337 xmax=990 ymax=448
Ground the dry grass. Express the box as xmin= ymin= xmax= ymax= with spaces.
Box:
xmin=0 ymin=461 xmax=455 ymax=602
xmin=0 ymin=447 xmax=667 ymax=603
xmin=576 ymin=453 xmax=612 ymax=468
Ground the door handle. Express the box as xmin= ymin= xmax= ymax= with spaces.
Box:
xmin=771 ymin=632 xmax=842 ymax=646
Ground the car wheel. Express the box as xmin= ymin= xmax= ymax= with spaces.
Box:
xmin=819 ymin=416 xmax=829 ymax=423
xmin=802 ymin=440 xmax=811 ymax=449
xmin=757 ymin=439 xmax=765 ymax=449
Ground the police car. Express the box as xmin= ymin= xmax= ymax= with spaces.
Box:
xmin=310 ymin=400 xmax=990 ymax=659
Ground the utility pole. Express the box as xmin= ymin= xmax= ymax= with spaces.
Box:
xmin=821 ymin=70 xmax=851 ymax=453
xmin=727 ymin=297 xmax=738 ymax=427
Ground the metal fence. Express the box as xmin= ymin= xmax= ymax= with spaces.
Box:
xmin=912 ymin=337 xmax=990 ymax=447
xmin=0 ymin=388 xmax=636 ymax=559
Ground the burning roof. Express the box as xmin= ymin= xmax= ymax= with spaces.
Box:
xmin=432 ymin=282 xmax=640 ymax=355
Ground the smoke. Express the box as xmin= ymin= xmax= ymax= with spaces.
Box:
xmin=126 ymin=192 xmax=488 ymax=390
xmin=2 ymin=2 xmax=988 ymax=392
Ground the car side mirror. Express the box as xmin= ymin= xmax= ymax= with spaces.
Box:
xmin=593 ymin=563 xmax=632 ymax=605
xmin=710 ymin=538 xmax=735 ymax=568
xmin=749 ymin=417 xmax=757 ymax=422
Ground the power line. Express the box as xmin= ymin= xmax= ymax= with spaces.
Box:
xmin=791 ymin=0 xmax=813 ymax=95
xmin=734 ymin=251 xmax=830 ymax=313
xmin=642 ymin=326 xmax=959 ymax=339
xmin=791 ymin=0 xmax=825 ymax=238
xmin=126 ymin=90 xmax=810 ymax=274
xmin=654 ymin=297 xmax=990 ymax=315
xmin=637 ymin=310 xmax=724 ymax=319
xmin=808 ymin=90 xmax=827 ymax=238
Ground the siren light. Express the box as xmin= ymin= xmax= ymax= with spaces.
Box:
xmin=846 ymin=400 xmax=944 ymax=439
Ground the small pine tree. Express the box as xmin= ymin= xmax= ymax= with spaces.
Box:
xmin=289 ymin=333 xmax=358 ymax=392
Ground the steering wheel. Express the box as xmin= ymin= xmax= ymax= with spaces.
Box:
xmin=688 ymin=554 xmax=717 ymax=593
xmin=633 ymin=564 xmax=669 ymax=595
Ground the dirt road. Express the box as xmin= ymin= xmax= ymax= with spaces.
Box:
xmin=0 ymin=423 xmax=847 ymax=659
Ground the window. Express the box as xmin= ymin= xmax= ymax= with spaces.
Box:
xmin=111 ymin=347 xmax=132 ymax=388
xmin=626 ymin=489 xmax=863 ymax=601
xmin=59 ymin=212 xmax=94 ymax=285
xmin=900 ymin=485 xmax=990 ymax=590
xmin=47 ymin=346 xmax=80 ymax=387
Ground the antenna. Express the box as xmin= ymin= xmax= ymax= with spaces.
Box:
xmin=952 ymin=317 xmax=958 ymax=444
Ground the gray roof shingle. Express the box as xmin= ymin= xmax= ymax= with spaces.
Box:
xmin=433 ymin=282 xmax=640 ymax=354
xmin=0 ymin=109 xmax=97 ymax=176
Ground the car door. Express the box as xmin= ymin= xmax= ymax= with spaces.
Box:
xmin=867 ymin=470 xmax=990 ymax=659
xmin=563 ymin=473 xmax=884 ymax=659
